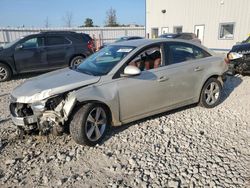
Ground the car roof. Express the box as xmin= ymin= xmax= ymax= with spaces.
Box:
xmin=112 ymin=38 xmax=215 ymax=55
xmin=112 ymin=38 xmax=193 ymax=47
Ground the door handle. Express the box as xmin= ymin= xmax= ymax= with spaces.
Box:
xmin=194 ymin=66 xmax=203 ymax=72
xmin=157 ymin=76 xmax=169 ymax=82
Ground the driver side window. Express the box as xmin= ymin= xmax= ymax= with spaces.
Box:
xmin=128 ymin=46 xmax=162 ymax=71
xmin=21 ymin=37 xmax=44 ymax=49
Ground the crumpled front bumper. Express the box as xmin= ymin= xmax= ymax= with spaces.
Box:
xmin=9 ymin=100 xmax=38 ymax=128
xmin=10 ymin=114 xmax=37 ymax=127
xmin=226 ymin=63 xmax=236 ymax=75
xmin=226 ymin=56 xmax=250 ymax=75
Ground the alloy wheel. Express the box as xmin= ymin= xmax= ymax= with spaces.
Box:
xmin=85 ymin=107 xmax=107 ymax=142
xmin=0 ymin=67 xmax=7 ymax=81
xmin=72 ymin=58 xmax=83 ymax=68
xmin=204 ymin=82 xmax=220 ymax=105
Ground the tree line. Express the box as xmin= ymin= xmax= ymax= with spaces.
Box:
xmin=44 ymin=7 xmax=140 ymax=28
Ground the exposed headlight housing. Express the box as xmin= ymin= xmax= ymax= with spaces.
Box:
xmin=228 ymin=52 xmax=243 ymax=60
xmin=45 ymin=95 xmax=64 ymax=110
xmin=31 ymin=101 xmax=46 ymax=112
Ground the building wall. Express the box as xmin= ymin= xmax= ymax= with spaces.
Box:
xmin=146 ymin=0 xmax=250 ymax=51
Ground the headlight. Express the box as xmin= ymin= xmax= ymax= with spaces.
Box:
xmin=31 ymin=101 xmax=46 ymax=112
xmin=46 ymin=95 xmax=64 ymax=110
xmin=228 ymin=52 xmax=243 ymax=60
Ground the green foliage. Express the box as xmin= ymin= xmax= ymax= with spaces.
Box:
xmin=84 ymin=18 xmax=94 ymax=27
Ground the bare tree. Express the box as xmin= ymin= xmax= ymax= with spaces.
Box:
xmin=105 ymin=7 xmax=119 ymax=27
xmin=63 ymin=12 xmax=73 ymax=27
xmin=44 ymin=17 xmax=50 ymax=28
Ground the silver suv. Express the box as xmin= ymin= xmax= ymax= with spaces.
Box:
xmin=10 ymin=39 xmax=228 ymax=146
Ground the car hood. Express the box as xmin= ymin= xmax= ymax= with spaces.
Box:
xmin=11 ymin=68 xmax=101 ymax=103
xmin=231 ymin=43 xmax=250 ymax=54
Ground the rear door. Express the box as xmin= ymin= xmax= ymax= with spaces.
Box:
xmin=14 ymin=36 xmax=47 ymax=72
xmin=45 ymin=35 xmax=72 ymax=68
xmin=163 ymin=42 xmax=212 ymax=105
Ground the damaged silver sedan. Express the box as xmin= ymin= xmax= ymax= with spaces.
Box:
xmin=10 ymin=39 xmax=228 ymax=146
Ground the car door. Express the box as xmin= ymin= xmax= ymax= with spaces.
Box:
xmin=14 ymin=36 xmax=47 ymax=72
xmin=116 ymin=44 xmax=173 ymax=122
xmin=162 ymin=42 xmax=211 ymax=106
xmin=117 ymin=42 xmax=212 ymax=122
xmin=45 ymin=35 xmax=71 ymax=68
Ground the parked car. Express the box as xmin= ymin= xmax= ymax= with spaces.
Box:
xmin=99 ymin=36 xmax=144 ymax=49
xmin=0 ymin=31 xmax=95 ymax=82
xmin=10 ymin=39 xmax=228 ymax=146
xmin=159 ymin=33 xmax=201 ymax=44
xmin=226 ymin=35 xmax=250 ymax=75
xmin=115 ymin=36 xmax=144 ymax=42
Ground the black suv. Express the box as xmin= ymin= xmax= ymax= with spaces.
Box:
xmin=226 ymin=36 xmax=250 ymax=75
xmin=0 ymin=31 xmax=95 ymax=81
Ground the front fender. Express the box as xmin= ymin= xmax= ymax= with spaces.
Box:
xmin=74 ymin=84 xmax=121 ymax=126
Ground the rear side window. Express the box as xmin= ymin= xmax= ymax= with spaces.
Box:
xmin=76 ymin=33 xmax=92 ymax=43
xmin=82 ymin=34 xmax=92 ymax=42
xmin=71 ymin=33 xmax=92 ymax=43
xmin=165 ymin=43 xmax=211 ymax=64
xmin=46 ymin=36 xmax=70 ymax=46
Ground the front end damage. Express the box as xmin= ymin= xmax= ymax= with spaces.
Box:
xmin=10 ymin=92 xmax=76 ymax=136
xmin=227 ymin=51 xmax=250 ymax=75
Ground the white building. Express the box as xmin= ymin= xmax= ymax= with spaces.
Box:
xmin=146 ymin=0 xmax=250 ymax=51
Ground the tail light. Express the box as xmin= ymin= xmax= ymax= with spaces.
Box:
xmin=87 ymin=40 xmax=95 ymax=51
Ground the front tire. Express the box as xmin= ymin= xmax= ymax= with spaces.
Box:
xmin=70 ymin=103 xmax=109 ymax=146
xmin=0 ymin=63 xmax=12 ymax=82
xmin=199 ymin=78 xmax=222 ymax=108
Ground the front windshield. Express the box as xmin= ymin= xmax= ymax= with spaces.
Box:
xmin=76 ymin=45 xmax=135 ymax=76
xmin=245 ymin=36 xmax=250 ymax=43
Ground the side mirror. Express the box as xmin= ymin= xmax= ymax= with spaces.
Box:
xmin=122 ymin=65 xmax=141 ymax=77
xmin=15 ymin=44 xmax=23 ymax=50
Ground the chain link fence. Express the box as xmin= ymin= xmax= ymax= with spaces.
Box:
xmin=0 ymin=27 xmax=146 ymax=46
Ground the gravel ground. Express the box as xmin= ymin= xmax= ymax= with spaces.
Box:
xmin=0 ymin=74 xmax=250 ymax=188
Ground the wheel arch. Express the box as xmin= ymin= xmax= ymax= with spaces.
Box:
xmin=199 ymin=74 xmax=223 ymax=102
xmin=202 ymin=75 xmax=224 ymax=87
xmin=74 ymin=100 xmax=114 ymax=126
xmin=0 ymin=60 xmax=14 ymax=75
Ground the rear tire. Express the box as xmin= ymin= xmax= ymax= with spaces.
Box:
xmin=0 ymin=63 xmax=12 ymax=82
xmin=70 ymin=103 xmax=110 ymax=146
xmin=70 ymin=56 xmax=84 ymax=69
xmin=199 ymin=78 xmax=222 ymax=108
